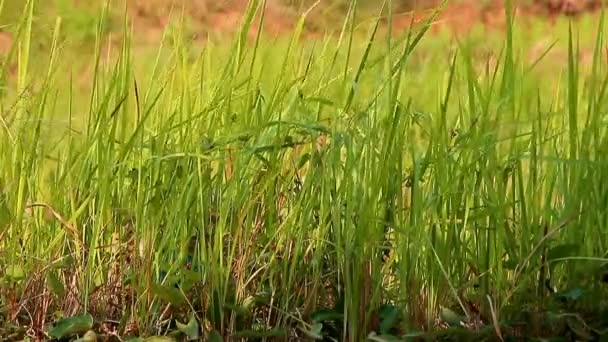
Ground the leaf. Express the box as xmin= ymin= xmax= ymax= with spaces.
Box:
xmin=52 ymin=255 xmax=75 ymax=269
xmin=93 ymin=269 xmax=105 ymax=288
xmin=547 ymin=243 xmax=581 ymax=273
xmin=556 ymin=287 xmax=584 ymax=301
xmin=241 ymin=295 xmax=257 ymax=312
xmin=378 ymin=304 xmax=401 ymax=334
xmin=74 ymin=330 xmax=97 ymax=342
xmin=402 ymin=331 xmax=426 ymax=340
xmin=47 ymin=271 xmax=65 ymax=298
xmin=4 ymin=265 xmax=25 ymax=281
xmin=207 ymin=289 xmax=223 ymax=326
xmin=298 ymin=152 xmax=311 ymax=168
xmin=180 ymin=269 xmax=202 ymax=292
xmin=0 ymin=193 xmax=11 ymax=227
xmin=143 ymin=337 xmax=175 ymax=342
xmin=310 ymin=308 xmax=343 ymax=323
xmin=367 ymin=332 xmax=402 ymax=342
xmin=547 ymin=243 xmax=580 ymax=261
xmin=233 ymin=327 xmax=287 ymax=338
xmin=301 ymin=322 xmax=324 ymax=340
xmin=502 ymin=258 xmax=519 ymax=270
xmin=225 ymin=292 xmax=270 ymax=321
xmin=48 ymin=314 xmax=94 ymax=339
xmin=439 ymin=306 xmax=465 ymax=326
xmin=151 ymin=283 xmax=185 ymax=306
xmin=208 ymin=330 xmax=222 ymax=342
xmin=176 ymin=314 xmax=199 ymax=340
xmin=305 ymin=96 xmax=335 ymax=107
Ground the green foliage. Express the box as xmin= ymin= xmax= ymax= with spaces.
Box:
xmin=48 ymin=314 xmax=94 ymax=339
xmin=55 ymin=0 xmax=111 ymax=44
xmin=175 ymin=314 xmax=200 ymax=340
xmin=46 ymin=271 xmax=66 ymax=298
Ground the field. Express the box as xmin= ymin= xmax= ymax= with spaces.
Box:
xmin=1 ymin=0 xmax=608 ymax=341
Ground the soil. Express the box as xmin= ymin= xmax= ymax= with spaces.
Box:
xmin=0 ymin=31 xmax=11 ymax=54
xmin=124 ymin=0 xmax=606 ymax=44
xmin=127 ymin=0 xmax=302 ymax=44
xmin=0 ymin=0 xmax=601 ymax=58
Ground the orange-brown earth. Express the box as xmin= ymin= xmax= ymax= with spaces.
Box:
xmin=0 ymin=0 xmax=603 ymax=62
xmin=125 ymin=0 xmax=605 ymax=43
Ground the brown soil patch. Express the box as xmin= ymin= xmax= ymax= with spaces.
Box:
xmin=0 ymin=31 xmax=17 ymax=82
xmin=207 ymin=1 xmax=298 ymax=39
xmin=122 ymin=0 xmax=606 ymax=45
xmin=0 ymin=31 xmax=12 ymax=55
xmin=391 ymin=0 xmax=603 ymax=38
xmin=127 ymin=0 xmax=300 ymax=44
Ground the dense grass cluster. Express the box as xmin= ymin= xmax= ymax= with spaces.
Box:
xmin=1 ymin=0 xmax=608 ymax=340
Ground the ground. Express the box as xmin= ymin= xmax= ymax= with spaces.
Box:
xmin=0 ymin=0 xmax=602 ymax=49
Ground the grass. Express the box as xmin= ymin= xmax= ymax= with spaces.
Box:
xmin=1 ymin=0 xmax=608 ymax=340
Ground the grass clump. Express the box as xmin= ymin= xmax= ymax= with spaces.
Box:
xmin=1 ymin=0 xmax=608 ymax=341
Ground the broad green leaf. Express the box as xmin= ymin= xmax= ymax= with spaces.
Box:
xmin=439 ymin=306 xmax=465 ymax=326
xmin=74 ymin=330 xmax=97 ymax=342
xmin=47 ymin=271 xmax=65 ymax=298
xmin=556 ymin=287 xmax=584 ymax=301
xmin=310 ymin=308 xmax=343 ymax=323
xmin=176 ymin=314 xmax=199 ymax=340
xmin=4 ymin=265 xmax=25 ymax=281
xmin=143 ymin=337 xmax=175 ymax=342
xmin=367 ymin=332 xmax=402 ymax=342
xmin=93 ymin=269 xmax=104 ymax=288
xmin=233 ymin=327 xmax=287 ymax=338
xmin=241 ymin=295 xmax=257 ymax=311
xmin=0 ymin=193 xmax=11 ymax=227
xmin=151 ymin=283 xmax=185 ymax=306
xmin=403 ymin=331 xmax=426 ymax=340
xmin=48 ymin=314 xmax=94 ymax=339
xmin=180 ymin=269 xmax=202 ymax=292
xmin=306 ymin=97 xmax=335 ymax=107
xmin=547 ymin=243 xmax=581 ymax=273
xmin=298 ymin=153 xmax=311 ymax=168
xmin=223 ymin=302 xmax=251 ymax=318
xmin=224 ymin=293 xmax=269 ymax=319
xmin=53 ymin=255 xmax=75 ymax=269
xmin=208 ymin=330 xmax=222 ymax=342
xmin=502 ymin=258 xmax=519 ymax=270
xmin=302 ymin=322 xmax=323 ymax=340
xmin=208 ymin=290 xmax=222 ymax=326
xmin=378 ymin=304 xmax=401 ymax=334
xmin=547 ymin=244 xmax=580 ymax=261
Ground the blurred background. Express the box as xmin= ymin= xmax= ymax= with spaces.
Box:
xmin=1 ymin=0 xmax=603 ymax=103
xmin=0 ymin=0 xmax=603 ymax=51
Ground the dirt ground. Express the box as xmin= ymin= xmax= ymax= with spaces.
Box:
xmin=127 ymin=0 xmax=302 ymax=43
xmin=0 ymin=0 xmax=603 ymax=53
xmin=124 ymin=0 xmax=605 ymax=43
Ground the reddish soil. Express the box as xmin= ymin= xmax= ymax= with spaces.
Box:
xmin=390 ymin=0 xmax=604 ymax=38
xmin=127 ymin=0 xmax=301 ymax=44
xmin=124 ymin=0 xmax=606 ymax=44
xmin=0 ymin=31 xmax=11 ymax=54
xmin=0 ymin=0 xmax=603 ymax=86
